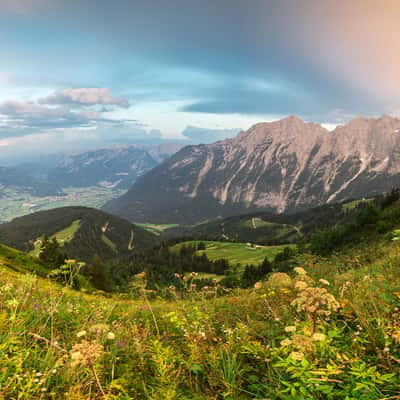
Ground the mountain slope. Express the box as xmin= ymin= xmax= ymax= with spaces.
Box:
xmin=0 ymin=207 xmax=159 ymax=262
xmin=161 ymin=202 xmax=348 ymax=244
xmin=105 ymin=115 xmax=400 ymax=223
xmin=0 ymin=166 xmax=64 ymax=197
xmin=47 ymin=144 xmax=183 ymax=190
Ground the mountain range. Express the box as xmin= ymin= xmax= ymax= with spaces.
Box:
xmin=0 ymin=166 xmax=64 ymax=197
xmin=47 ymin=143 xmax=184 ymax=189
xmin=104 ymin=115 xmax=400 ymax=223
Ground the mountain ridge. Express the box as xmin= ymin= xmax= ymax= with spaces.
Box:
xmin=104 ymin=115 xmax=400 ymax=223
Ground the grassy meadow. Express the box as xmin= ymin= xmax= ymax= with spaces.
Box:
xmin=135 ymin=223 xmax=179 ymax=236
xmin=29 ymin=220 xmax=81 ymax=257
xmin=171 ymin=240 xmax=294 ymax=265
xmin=0 ymin=240 xmax=400 ymax=399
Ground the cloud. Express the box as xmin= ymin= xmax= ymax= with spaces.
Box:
xmin=0 ymin=100 xmax=94 ymax=133
xmin=39 ymin=88 xmax=130 ymax=108
xmin=0 ymin=88 xmax=131 ymax=138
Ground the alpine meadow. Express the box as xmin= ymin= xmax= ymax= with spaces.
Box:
xmin=1 ymin=1 xmax=400 ymax=399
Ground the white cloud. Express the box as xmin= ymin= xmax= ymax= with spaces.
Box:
xmin=39 ymin=88 xmax=130 ymax=108
xmin=0 ymin=88 xmax=131 ymax=137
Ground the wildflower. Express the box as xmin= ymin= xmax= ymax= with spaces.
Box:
xmin=106 ymin=332 xmax=115 ymax=340
xmin=294 ymin=267 xmax=307 ymax=276
xmin=294 ymin=281 xmax=308 ymax=290
xmin=70 ymin=340 xmax=104 ymax=367
xmin=284 ymin=326 xmax=296 ymax=333
xmin=280 ymin=339 xmax=292 ymax=346
xmin=254 ymin=282 xmax=262 ymax=290
xmin=267 ymin=273 xmax=292 ymax=289
xmin=392 ymin=330 xmax=400 ymax=343
xmin=190 ymin=272 xmax=198 ymax=278
xmin=383 ymin=347 xmax=390 ymax=353
xmin=191 ymin=283 xmax=197 ymax=289
xmin=76 ymin=330 xmax=87 ymax=338
xmin=90 ymin=323 xmax=110 ymax=334
xmin=312 ymin=333 xmax=326 ymax=342
xmin=289 ymin=351 xmax=305 ymax=361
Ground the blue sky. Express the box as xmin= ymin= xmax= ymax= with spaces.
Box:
xmin=1 ymin=0 xmax=400 ymax=159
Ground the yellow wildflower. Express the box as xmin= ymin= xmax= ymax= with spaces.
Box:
xmin=289 ymin=351 xmax=305 ymax=361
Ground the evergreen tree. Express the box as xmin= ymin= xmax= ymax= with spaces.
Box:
xmin=87 ymin=255 xmax=113 ymax=292
xmin=39 ymin=236 xmax=66 ymax=268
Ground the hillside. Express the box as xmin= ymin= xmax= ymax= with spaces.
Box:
xmin=0 ymin=215 xmax=399 ymax=398
xmin=161 ymin=201 xmax=351 ymax=244
xmin=0 ymin=243 xmax=50 ymax=276
xmin=0 ymin=166 xmax=64 ymax=197
xmin=0 ymin=206 xmax=159 ymax=262
xmin=105 ymin=115 xmax=400 ymax=223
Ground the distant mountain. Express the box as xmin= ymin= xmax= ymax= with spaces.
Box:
xmin=0 ymin=166 xmax=64 ymax=197
xmin=0 ymin=206 xmax=159 ymax=262
xmin=47 ymin=144 xmax=184 ymax=189
xmin=104 ymin=115 xmax=400 ymax=223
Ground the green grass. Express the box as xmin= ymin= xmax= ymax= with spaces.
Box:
xmin=242 ymin=217 xmax=279 ymax=229
xmin=29 ymin=219 xmax=81 ymax=257
xmin=0 ymin=242 xmax=399 ymax=398
xmin=135 ymin=223 xmax=179 ymax=235
xmin=0 ymin=244 xmax=49 ymax=275
xmin=172 ymin=240 xmax=294 ymax=265
xmin=101 ymin=234 xmax=117 ymax=253
xmin=342 ymin=198 xmax=372 ymax=211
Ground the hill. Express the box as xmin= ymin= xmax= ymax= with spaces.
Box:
xmin=161 ymin=201 xmax=351 ymax=244
xmin=0 ymin=206 xmax=159 ymax=262
xmin=105 ymin=115 xmax=400 ymax=223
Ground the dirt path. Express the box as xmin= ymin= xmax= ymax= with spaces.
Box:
xmin=128 ymin=230 xmax=135 ymax=250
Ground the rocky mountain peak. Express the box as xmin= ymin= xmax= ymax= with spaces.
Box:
xmin=104 ymin=115 xmax=400 ymax=224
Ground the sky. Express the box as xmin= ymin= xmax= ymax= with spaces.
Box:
xmin=1 ymin=0 xmax=400 ymax=161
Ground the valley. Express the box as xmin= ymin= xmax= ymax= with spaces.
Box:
xmin=0 ymin=186 xmax=125 ymax=223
